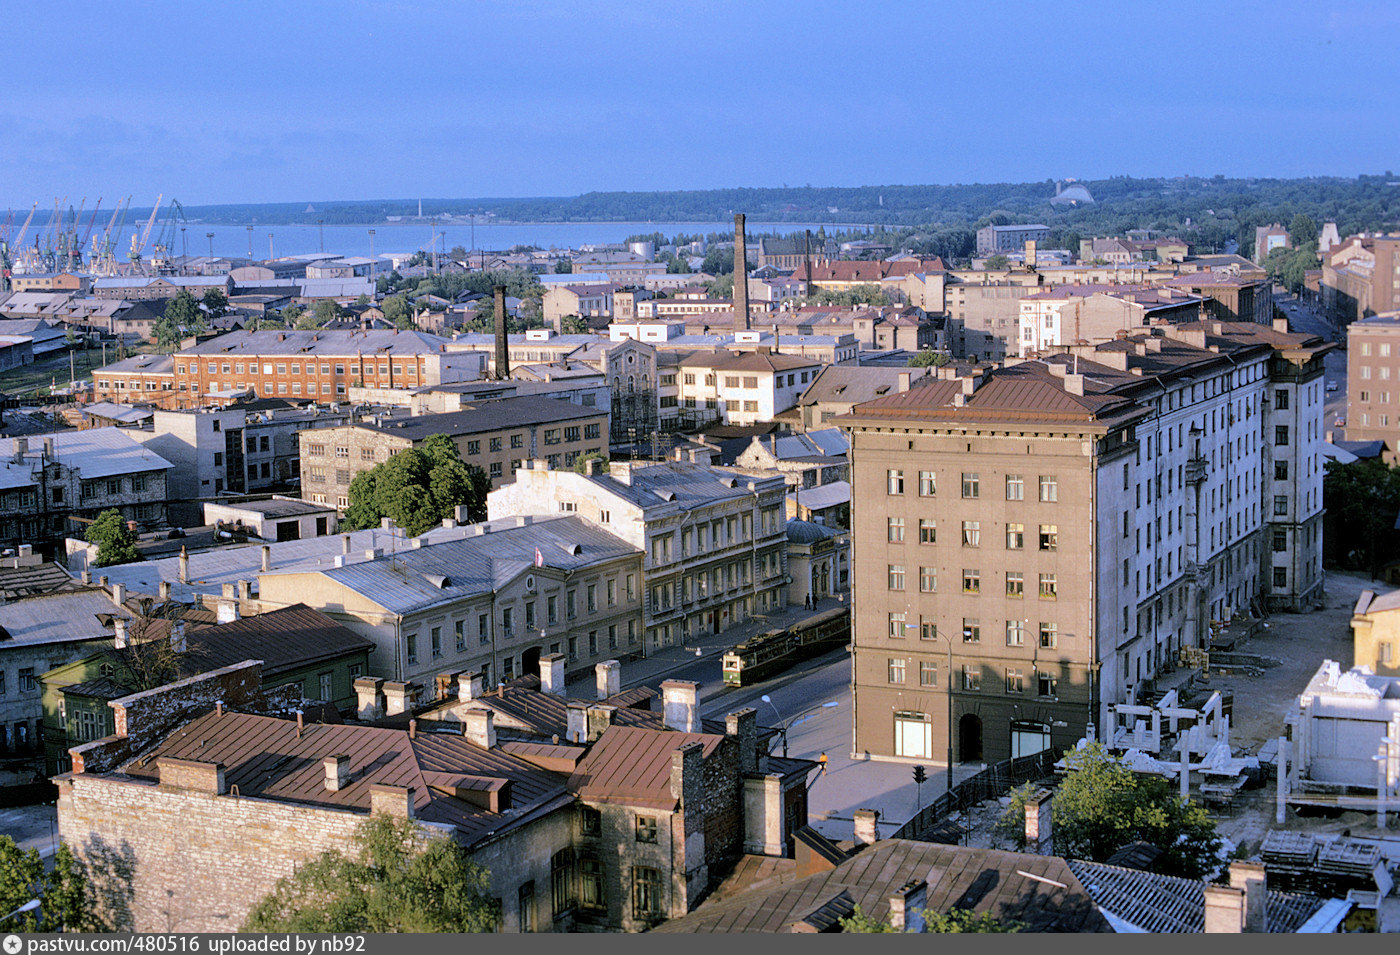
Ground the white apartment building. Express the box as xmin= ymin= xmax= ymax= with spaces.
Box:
xmin=674 ymin=349 xmax=821 ymax=426
xmin=487 ymin=461 xmax=789 ymax=651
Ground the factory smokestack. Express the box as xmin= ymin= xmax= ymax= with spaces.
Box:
xmin=733 ymin=213 xmax=750 ymax=332
xmin=493 ymin=284 xmax=510 ymax=380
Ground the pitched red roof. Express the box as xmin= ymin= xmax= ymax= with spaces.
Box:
xmin=567 ymin=725 xmax=723 ymax=810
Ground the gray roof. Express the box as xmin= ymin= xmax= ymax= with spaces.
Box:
xmin=786 ymin=480 xmax=850 ymax=511
xmin=266 ymin=515 xmax=639 ymax=615
xmin=180 ymin=329 xmax=454 ymax=357
xmin=215 ymin=498 xmax=335 ymax=519
xmin=358 ymin=395 xmax=604 ymax=441
xmin=585 ymin=462 xmax=783 ymax=512
xmin=0 ymin=588 xmax=129 ymax=647
xmin=0 ymin=429 xmax=171 ymax=490
xmin=785 ymin=519 xmax=843 ymax=544
xmin=81 ymin=403 xmax=154 ymax=425
xmin=95 ymin=354 xmax=174 ymax=375
xmin=798 ymin=365 xmax=934 ymax=407
xmin=1066 ymin=860 xmax=1327 ymax=933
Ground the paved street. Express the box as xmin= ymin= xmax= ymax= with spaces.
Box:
xmin=613 ymin=602 xmax=982 ymax=841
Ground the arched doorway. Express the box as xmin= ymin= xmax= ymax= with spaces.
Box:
xmin=521 ymin=646 xmax=542 ymax=678
xmin=958 ymin=714 xmax=983 ymax=763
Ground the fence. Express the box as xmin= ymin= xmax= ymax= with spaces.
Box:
xmin=891 ymin=750 xmax=1059 ymax=841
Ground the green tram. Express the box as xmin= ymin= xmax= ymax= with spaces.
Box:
xmin=721 ymin=606 xmax=850 ymax=687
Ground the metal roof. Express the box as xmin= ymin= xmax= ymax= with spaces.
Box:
xmin=0 ymin=429 xmax=172 ymax=488
xmin=568 ymin=725 xmax=724 ymax=810
xmin=180 ymin=329 xmax=453 ymax=357
xmin=0 ymin=588 xmax=129 ymax=647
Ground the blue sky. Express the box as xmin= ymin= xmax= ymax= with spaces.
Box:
xmin=1 ymin=0 xmax=1395 ymax=207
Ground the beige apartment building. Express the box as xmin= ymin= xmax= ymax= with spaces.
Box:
xmin=840 ymin=321 xmax=1329 ymax=767
xmin=299 ymin=395 xmax=608 ymax=506
xmin=256 ymin=514 xmax=644 ymax=688
xmin=1345 ymin=312 xmax=1400 ymax=459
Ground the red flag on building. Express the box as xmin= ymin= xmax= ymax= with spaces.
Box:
xmin=534 ymin=546 xmax=543 ymax=567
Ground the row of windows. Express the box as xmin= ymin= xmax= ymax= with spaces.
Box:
xmin=887 ymin=519 xmax=1057 ymax=550
xmin=887 ymin=565 xmax=1060 ymax=598
xmin=887 ymin=470 xmax=1058 ymax=501
xmin=885 ymin=612 xmax=1061 ymax=647
xmin=886 ymin=658 xmax=1058 ymax=695
xmin=180 ymin=361 xmax=419 ymax=378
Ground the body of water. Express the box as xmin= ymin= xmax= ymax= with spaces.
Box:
xmin=156 ymin=220 xmax=860 ymax=262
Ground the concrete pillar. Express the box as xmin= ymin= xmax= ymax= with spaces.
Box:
xmin=1276 ymin=735 xmax=1289 ymax=825
xmin=463 ymin=709 xmax=496 ymax=750
xmin=540 ymin=652 xmax=567 ymax=697
xmin=1024 ymin=789 xmax=1053 ymax=854
xmin=661 ymin=679 xmax=700 ymax=733
xmin=261 ymin=545 xmax=271 ymax=572
xmin=726 ymin=708 xmax=758 ymax=774
xmin=179 ymin=546 xmax=189 ymax=583
xmin=1229 ymin=861 xmax=1268 ymax=933
xmin=888 ymin=880 xmax=927 ymax=933
xmin=457 ymin=670 xmax=484 ymax=702
xmin=596 ymin=659 xmax=621 ymax=700
xmin=1203 ymin=885 xmax=1244 ymax=933
xmin=854 ymin=808 xmax=880 ymax=846
xmin=324 ymin=754 xmax=351 ymax=792
xmin=566 ymin=702 xmax=588 ymax=744
xmin=354 ymin=677 xmax=385 ymax=721
xmin=383 ymin=681 xmax=411 ymax=716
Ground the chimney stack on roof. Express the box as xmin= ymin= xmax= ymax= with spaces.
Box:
xmin=888 ymin=879 xmax=928 ymax=933
xmin=382 ymin=681 xmax=411 ymax=716
xmin=110 ymin=582 xmax=126 ymax=609
xmin=595 ymin=660 xmax=621 ymax=700
xmin=734 ymin=214 xmax=750 ymax=333
xmin=458 ymin=670 xmax=485 ymax=702
xmin=1023 ymin=789 xmax=1053 ymax=853
xmin=324 ymin=754 xmax=351 ymax=792
xmin=178 ymin=546 xmax=189 ymax=584
xmin=661 ymin=679 xmax=700 ymax=733
xmin=854 ymin=808 xmax=880 ymax=846
xmin=355 ymin=677 xmax=385 ymax=721
xmin=566 ymin=701 xmax=588 ymax=744
xmin=540 ymin=652 xmax=567 ymax=697
xmin=170 ymin=619 xmax=187 ymax=653
xmin=158 ymin=580 xmax=171 ymax=601
xmin=463 ymin=708 xmax=496 ymax=749
xmin=1229 ymin=861 xmax=1268 ymax=933
xmin=113 ymin=618 xmax=128 ymax=649
xmin=493 ymin=285 xmax=510 ymax=380
xmin=261 ymin=545 xmax=271 ymax=572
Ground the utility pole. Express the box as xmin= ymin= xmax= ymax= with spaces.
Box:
xmin=268 ymin=233 xmax=274 ymax=260
xmin=318 ymin=219 xmax=325 ymax=253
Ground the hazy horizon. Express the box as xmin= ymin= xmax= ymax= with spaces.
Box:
xmin=3 ymin=0 xmax=1395 ymax=209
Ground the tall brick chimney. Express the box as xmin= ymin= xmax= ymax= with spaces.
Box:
xmin=734 ymin=213 xmax=750 ymax=332
xmin=493 ymin=284 xmax=510 ymax=380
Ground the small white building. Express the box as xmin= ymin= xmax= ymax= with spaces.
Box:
xmin=202 ymin=497 xmax=339 ymax=542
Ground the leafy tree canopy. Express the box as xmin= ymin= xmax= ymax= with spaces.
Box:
xmin=0 ymin=836 xmax=102 ymax=932
xmin=202 ymin=289 xmax=229 ymax=318
xmin=804 ymin=284 xmax=888 ymax=307
xmin=343 ymin=435 xmax=489 ymax=536
xmin=1039 ymin=741 xmax=1221 ymax=877
xmin=312 ymin=299 xmax=343 ymax=327
xmin=840 ymin=904 xmax=1021 ymax=933
xmin=381 ymin=294 xmax=413 ymax=329
xmin=572 ymin=451 xmax=609 ymax=474
xmin=907 ymin=348 xmax=950 ymax=367
xmin=1323 ymin=458 xmax=1400 ymax=573
xmin=86 ymin=508 xmax=141 ymax=567
xmin=242 ymin=814 xmax=498 ymax=933
xmin=983 ymin=254 xmax=1011 ymax=270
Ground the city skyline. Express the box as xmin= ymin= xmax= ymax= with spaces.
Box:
xmin=2 ymin=0 xmax=1395 ymax=207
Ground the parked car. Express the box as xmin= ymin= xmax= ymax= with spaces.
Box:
xmin=1326 ymin=381 xmax=1339 ymax=393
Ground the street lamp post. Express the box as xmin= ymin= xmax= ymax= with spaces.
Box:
xmin=1 ymin=898 xmax=40 ymax=925
xmin=760 ymin=694 xmax=839 ymax=758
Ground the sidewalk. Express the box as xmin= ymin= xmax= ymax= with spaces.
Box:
xmin=614 ymin=594 xmax=849 ymax=691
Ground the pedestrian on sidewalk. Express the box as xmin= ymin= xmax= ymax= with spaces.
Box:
xmin=818 ymin=752 xmax=828 ymax=776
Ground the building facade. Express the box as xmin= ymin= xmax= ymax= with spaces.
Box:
xmin=1344 ymin=313 xmax=1400 ymax=460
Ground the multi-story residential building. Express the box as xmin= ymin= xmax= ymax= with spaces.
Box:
xmin=92 ymin=329 xmax=480 ymax=409
xmin=1322 ymin=235 xmax=1400 ymax=326
xmin=756 ymin=236 xmax=836 ymax=270
xmin=40 ymin=603 xmax=373 ymax=774
xmin=257 ymin=515 xmax=643 ymax=688
xmin=673 ymin=349 xmax=821 ymax=427
xmin=1016 ymin=285 xmax=1204 ymax=357
xmin=1162 ymin=271 xmax=1274 ymax=325
xmin=788 ymin=366 xmax=938 ymax=431
xmin=787 ymin=259 xmax=945 ymax=294
xmin=91 ymin=274 xmax=233 ymax=301
xmin=488 ymin=461 xmax=789 ymax=650
xmin=839 ymin=321 xmax=1329 ymax=766
xmin=135 ymin=404 xmax=355 ymax=524
xmin=1254 ymin=223 xmax=1291 ymax=264
xmin=57 ymin=661 xmax=810 ymax=933
xmin=0 ymin=430 xmax=171 ymax=549
xmin=543 ymin=283 xmax=620 ymax=326
xmin=1344 ymin=312 xmax=1400 ymax=459
xmin=976 ymin=224 xmax=1050 ymax=255
xmin=299 ymin=395 xmax=609 ymax=506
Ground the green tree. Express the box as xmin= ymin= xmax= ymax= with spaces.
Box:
xmin=242 ymin=814 xmax=498 ymax=933
xmin=559 ymin=315 xmax=590 ymax=334
xmin=840 ymin=904 xmax=1021 ymax=933
xmin=1323 ymin=458 xmax=1400 ymax=573
xmin=0 ymin=837 xmax=101 ymax=932
xmin=705 ymin=273 xmax=734 ymax=301
xmin=280 ymin=304 xmax=305 ymax=328
xmin=1290 ymin=213 xmax=1319 ymax=247
xmin=992 ymin=782 xmax=1039 ymax=850
xmin=355 ymin=293 xmax=372 ymax=306
xmin=155 ymin=289 xmax=202 ymax=349
xmin=1265 ymin=243 xmax=1320 ymax=295
xmin=907 ymin=348 xmax=950 ymax=367
xmin=382 ymin=295 xmax=412 ymax=330
xmin=1050 ymin=741 xmax=1221 ymax=878
xmin=312 ymin=299 xmax=343 ymax=327
xmin=86 ymin=508 xmax=141 ymax=567
xmin=983 ymin=254 xmax=1010 ymax=270
xmin=343 ymin=436 xmax=489 ymax=536
xmin=202 ymin=289 xmax=229 ymax=318
xmin=702 ymin=247 xmax=734 ymax=275
xmin=572 ymin=451 xmax=609 ymax=474
xmin=554 ymin=259 xmax=574 ymax=274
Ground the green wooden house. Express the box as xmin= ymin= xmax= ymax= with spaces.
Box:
xmin=42 ymin=603 xmax=373 ymax=774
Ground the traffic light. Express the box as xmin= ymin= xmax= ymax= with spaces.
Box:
xmin=912 ymin=765 xmax=927 ymax=785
